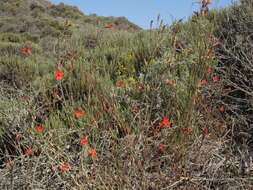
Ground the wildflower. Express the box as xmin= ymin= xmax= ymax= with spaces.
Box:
xmin=21 ymin=46 xmax=32 ymax=56
xmin=166 ymin=79 xmax=174 ymax=86
xmin=15 ymin=135 xmax=20 ymax=142
xmin=219 ymin=106 xmax=225 ymax=111
xmin=22 ymin=96 xmax=29 ymax=103
xmin=175 ymin=42 xmax=181 ymax=48
xmin=117 ymin=80 xmax=124 ymax=87
xmin=152 ymin=129 xmax=159 ymax=136
xmin=80 ymin=137 xmax=89 ymax=146
xmin=203 ymin=100 xmax=209 ymax=105
xmin=201 ymin=95 xmax=209 ymax=104
xmin=55 ymin=71 xmax=64 ymax=80
xmin=213 ymin=41 xmax=221 ymax=47
xmin=159 ymin=118 xmax=171 ymax=127
xmin=60 ymin=163 xmax=69 ymax=171
xmin=91 ymin=119 xmax=98 ymax=127
xmin=159 ymin=145 xmax=166 ymax=151
xmin=136 ymin=83 xmax=142 ymax=90
xmin=75 ymin=109 xmax=83 ymax=117
xmin=200 ymin=79 xmax=207 ymax=86
xmin=131 ymin=107 xmax=138 ymax=113
xmin=89 ymin=148 xmax=97 ymax=158
xmin=183 ymin=127 xmax=193 ymax=133
xmin=202 ymin=128 xmax=209 ymax=135
xmin=212 ymin=76 xmax=219 ymax=83
xmin=36 ymin=126 xmax=44 ymax=133
xmin=195 ymin=0 xmax=211 ymax=6
xmin=226 ymin=87 xmax=232 ymax=92
xmin=4 ymin=162 xmax=13 ymax=167
xmin=25 ymin=148 xmax=33 ymax=155
xmin=104 ymin=24 xmax=115 ymax=29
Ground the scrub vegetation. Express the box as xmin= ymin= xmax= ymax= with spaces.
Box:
xmin=0 ymin=0 xmax=252 ymax=189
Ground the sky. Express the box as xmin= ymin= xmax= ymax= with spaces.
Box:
xmin=51 ymin=0 xmax=239 ymax=29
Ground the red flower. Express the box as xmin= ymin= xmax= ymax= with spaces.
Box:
xmin=80 ymin=137 xmax=89 ymax=146
xmin=136 ymin=83 xmax=142 ymax=90
xmin=104 ymin=24 xmax=115 ymax=29
xmin=4 ymin=162 xmax=13 ymax=167
xmin=117 ymin=80 xmax=124 ymax=87
xmin=75 ymin=109 xmax=83 ymax=117
xmin=91 ymin=119 xmax=98 ymax=126
xmin=152 ymin=130 xmax=159 ymax=136
xmin=212 ymin=76 xmax=219 ymax=83
xmin=200 ymin=79 xmax=207 ymax=86
xmin=22 ymin=96 xmax=29 ymax=103
xmin=219 ymin=106 xmax=225 ymax=111
xmin=207 ymin=50 xmax=215 ymax=57
xmin=36 ymin=126 xmax=44 ymax=132
xmin=25 ymin=148 xmax=33 ymax=155
xmin=183 ymin=127 xmax=193 ymax=133
xmin=159 ymin=145 xmax=166 ymax=151
xmin=175 ymin=42 xmax=181 ymax=48
xmin=55 ymin=71 xmax=64 ymax=80
xmin=15 ymin=135 xmax=20 ymax=142
xmin=158 ymin=118 xmax=171 ymax=127
xmin=202 ymin=128 xmax=209 ymax=135
xmin=203 ymin=100 xmax=209 ymax=105
xmin=89 ymin=148 xmax=97 ymax=158
xmin=166 ymin=79 xmax=174 ymax=86
xmin=213 ymin=41 xmax=221 ymax=47
xmin=60 ymin=163 xmax=69 ymax=171
xmin=207 ymin=66 xmax=212 ymax=74
xmin=195 ymin=0 xmax=212 ymax=6
xmin=226 ymin=87 xmax=232 ymax=92
xmin=21 ymin=46 xmax=32 ymax=56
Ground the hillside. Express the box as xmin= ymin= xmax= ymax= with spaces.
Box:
xmin=0 ymin=0 xmax=253 ymax=189
xmin=0 ymin=0 xmax=140 ymax=40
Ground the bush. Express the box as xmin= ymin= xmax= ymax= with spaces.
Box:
xmin=0 ymin=33 xmax=23 ymax=43
xmin=209 ymin=4 xmax=253 ymax=130
xmin=49 ymin=2 xmax=84 ymax=19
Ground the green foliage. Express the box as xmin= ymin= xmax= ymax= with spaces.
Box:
xmin=0 ymin=42 xmax=20 ymax=55
xmin=0 ymin=33 xmax=23 ymax=43
xmin=49 ymin=2 xmax=84 ymax=19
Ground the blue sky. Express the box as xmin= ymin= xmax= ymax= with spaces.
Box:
xmin=51 ymin=0 xmax=238 ymax=29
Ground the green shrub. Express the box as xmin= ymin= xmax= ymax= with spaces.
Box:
xmin=49 ymin=2 xmax=84 ymax=19
xmin=21 ymin=32 xmax=40 ymax=43
xmin=0 ymin=42 xmax=20 ymax=55
xmin=0 ymin=33 xmax=23 ymax=43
